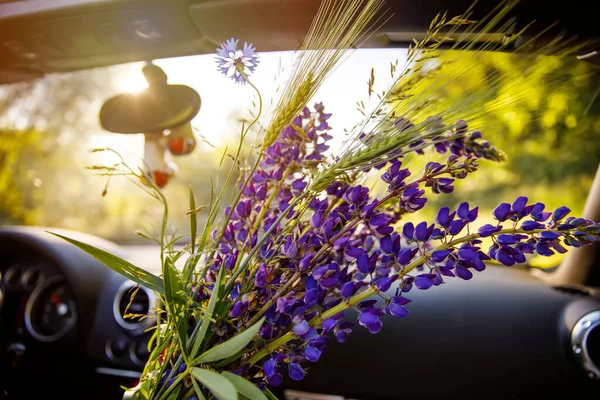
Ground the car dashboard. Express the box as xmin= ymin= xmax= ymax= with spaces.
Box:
xmin=1 ymin=225 xmax=600 ymax=400
xmin=0 ymin=226 xmax=154 ymax=400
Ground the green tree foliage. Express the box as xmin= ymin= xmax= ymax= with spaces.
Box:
xmin=398 ymin=50 xmax=600 ymax=267
xmin=0 ymin=64 xmax=241 ymax=243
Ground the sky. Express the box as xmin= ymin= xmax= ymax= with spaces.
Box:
xmin=91 ymin=48 xmax=408 ymax=164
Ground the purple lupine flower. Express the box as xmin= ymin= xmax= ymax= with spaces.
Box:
xmin=493 ymin=203 xmax=512 ymax=221
xmin=381 ymin=161 xmax=411 ymax=191
xmin=215 ymin=38 xmax=259 ymax=84
xmin=400 ymin=184 xmax=427 ymax=212
xmin=553 ymin=206 xmax=571 ymax=221
xmin=305 ymin=344 xmax=322 ymax=362
xmin=385 ymin=296 xmax=411 ymax=318
xmin=358 ymin=307 xmax=383 ymax=334
xmin=196 ymin=100 xmax=600 ymax=392
xmin=478 ymin=224 xmax=501 ymax=237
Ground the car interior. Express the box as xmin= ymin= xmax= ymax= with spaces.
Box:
xmin=1 ymin=1 xmax=600 ymax=399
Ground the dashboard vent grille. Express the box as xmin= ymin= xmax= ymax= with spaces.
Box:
xmin=113 ymin=281 xmax=155 ymax=331
xmin=571 ymin=310 xmax=600 ymax=379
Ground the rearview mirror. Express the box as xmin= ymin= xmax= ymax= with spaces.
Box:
xmin=99 ymin=63 xmax=201 ymax=187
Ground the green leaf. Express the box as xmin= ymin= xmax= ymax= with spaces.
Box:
xmin=192 ymin=368 xmax=238 ymax=400
xmin=190 ymin=266 xmax=223 ymax=357
xmin=222 ymin=372 xmax=267 ymax=400
xmin=164 ymin=258 xmax=187 ymax=348
xmin=189 ymin=187 xmax=197 ymax=254
xmin=264 ymin=389 xmax=279 ymax=400
xmin=191 ymin=378 xmax=207 ymax=400
xmin=166 ymin=384 xmax=181 ymax=400
xmin=196 ymin=317 xmax=265 ymax=364
xmin=49 ymin=232 xmax=164 ymax=293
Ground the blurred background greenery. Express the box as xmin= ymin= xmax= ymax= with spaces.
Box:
xmin=1 ymin=49 xmax=599 ymax=268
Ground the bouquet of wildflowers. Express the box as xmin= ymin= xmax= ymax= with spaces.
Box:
xmin=54 ymin=1 xmax=600 ymax=399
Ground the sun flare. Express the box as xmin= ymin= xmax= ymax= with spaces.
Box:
xmin=115 ymin=68 xmax=149 ymax=93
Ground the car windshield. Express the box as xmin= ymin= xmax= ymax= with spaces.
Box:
xmin=1 ymin=48 xmax=599 ymax=268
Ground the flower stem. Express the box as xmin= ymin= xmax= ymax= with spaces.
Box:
xmin=197 ymin=80 xmax=264 ymax=281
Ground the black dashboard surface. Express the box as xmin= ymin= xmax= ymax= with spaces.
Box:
xmin=1 ymin=225 xmax=599 ymax=399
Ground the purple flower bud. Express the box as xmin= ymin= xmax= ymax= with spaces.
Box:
xmin=496 ymin=234 xmax=519 ymax=245
xmin=436 ymin=207 xmax=452 ymax=228
xmin=288 ymin=363 xmax=305 ymax=381
xmin=381 ymin=234 xmax=398 ymax=254
xmin=512 ymin=196 xmax=528 ymax=213
xmin=549 ymin=242 xmax=568 ymax=254
xmin=455 ymin=264 xmax=473 ymax=280
xmin=530 ymin=202 xmax=551 ymax=222
xmin=493 ymin=203 xmax=512 ymax=221
xmin=178 ymin=363 xmax=187 ymax=375
xmin=311 ymin=210 xmax=323 ymax=228
xmin=334 ymin=330 xmax=350 ymax=343
xmin=282 ymin=237 xmax=298 ymax=258
xmin=235 ymin=200 xmax=252 ymax=218
xmin=267 ymin=373 xmax=283 ymax=387
xmin=386 ymin=302 xmax=409 ymax=318
xmin=467 ymin=207 xmax=479 ymax=222
xmin=414 ymin=221 xmax=431 ymax=241
xmin=504 ymin=246 xmax=526 ymax=263
xmin=376 ymin=275 xmax=397 ymax=292
xmin=365 ymin=320 xmax=383 ymax=334
xmin=540 ymin=231 xmax=561 ymax=240
xmin=293 ymin=320 xmax=310 ymax=336
xmin=264 ymin=359 xmax=277 ymax=378
xmin=254 ymin=265 xmax=267 ymax=288
xmin=397 ymin=248 xmax=417 ymax=265
xmin=345 ymin=247 xmax=364 ymax=260
xmin=495 ymin=249 xmax=515 ymax=266
xmin=431 ymin=250 xmax=451 ymax=262
xmin=448 ymin=219 xmax=467 ymax=235
xmin=415 ymin=274 xmax=436 ymax=290
xmin=299 ymin=253 xmax=314 ymax=270
xmin=304 ymin=288 xmax=318 ymax=306
xmin=402 ymin=223 xmax=414 ymax=240
xmin=322 ymin=319 xmax=337 ymax=332
xmin=256 ymin=184 xmax=267 ymax=201
xmin=458 ymin=248 xmax=479 ymax=261
xmin=553 ymin=206 xmax=571 ymax=221
xmin=230 ymin=300 xmax=246 ymax=318
xmin=292 ymin=179 xmax=307 ymax=192
xmin=374 ymin=225 xmax=394 ymax=237
xmin=343 ymin=185 xmax=369 ymax=205
xmin=358 ymin=309 xmax=381 ymax=327
xmin=276 ymin=297 xmax=288 ymax=313
xmin=535 ymin=243 xmax=555 ymax=256
xmin=478 ymin=224 xmax=501 ymax=237
xmin=312 ymin=265 xmax=329 ymax=279
xmin=457 ymin=202 xmax=470 ymax=220
xmin=320 ymin=278 xmax=339 ymax=289
xmin=521 ymin=220 xmax=544 ymax=231
xmin=356 ymin=253 xmax=376 ymax=274
xmin=333 ymin=235 xmax=350 ymax=251
xmin=570 ymin=217 xmax=589 ymax=226
xmin=305 ymin=346 xmax=322 ymax=362
xmin=340 ymin=281 xmax=355 ymax=298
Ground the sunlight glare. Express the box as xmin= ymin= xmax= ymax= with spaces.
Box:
xmin=115 ymin=69 xmax=149 ymax=93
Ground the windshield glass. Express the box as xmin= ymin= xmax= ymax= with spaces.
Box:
xmin=1 ymin=49 xmax=599 ymax=267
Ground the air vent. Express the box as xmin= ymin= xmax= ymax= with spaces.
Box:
xmin=571 ymin=310 xmax=600 ymax=379
xmin=113 ymin=281 xmax=156 ymax=331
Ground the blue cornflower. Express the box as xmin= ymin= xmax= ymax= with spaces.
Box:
xmin=215 ymin=38 xmax=259 ymax=84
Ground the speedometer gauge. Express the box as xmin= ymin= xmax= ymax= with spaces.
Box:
xmin=25 ymin=277 xmax=77 ymax=342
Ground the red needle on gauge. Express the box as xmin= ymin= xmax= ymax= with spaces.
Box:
xmin=51 ymin=292 xmax=62 ymax=307
xmin=50 ymin=291 xmax=68 ymax=316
